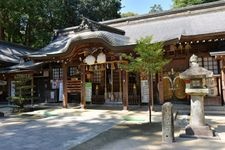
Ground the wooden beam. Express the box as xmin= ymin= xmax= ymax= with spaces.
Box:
xmin=62 ymin=63 xmax=68 ymax=108
xmin=81 ymin=65 xmax=86 ymax=109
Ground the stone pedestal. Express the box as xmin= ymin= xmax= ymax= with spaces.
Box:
xmin=183 ymin=95 xmax=214 ymax=137
xmin=190 ymin=95 xmax=205 ymax=126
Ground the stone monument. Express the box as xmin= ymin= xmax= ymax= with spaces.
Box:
xmin=162 ymin=102 xmax=174 ymax=143
xmin=179 ymin=54 xmax=214 ymax=137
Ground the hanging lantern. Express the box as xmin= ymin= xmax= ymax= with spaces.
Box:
xmin=97 ymin=52 xmax=106 ymax=63
xmin=178 ymin=43 xmax=183 ymax=51
xmin=84 ymin=55 xmax=96 ymax=65
xmin=184 ymin=43 xmax=191 ymax=50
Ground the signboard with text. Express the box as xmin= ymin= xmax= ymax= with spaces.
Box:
xmin=85 ymin=82 xmax=92 ymax=102
xmin=141 ymin=80 xmax=149 ymax=103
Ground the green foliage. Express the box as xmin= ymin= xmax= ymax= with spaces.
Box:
xmin=173 ymin=0 xmax=220 ymax=8
xmin=0 ymin=0 xmax=122 ymax=48
xmin=122 ymin=36 xmax=169 ymax=77
xmin=121 ymin=12 xmax=138 ymax=18
xmin=149 ymin=4 xmax=163 ymax=13
xmin=8 ymin=74 xmax=34 ymax=108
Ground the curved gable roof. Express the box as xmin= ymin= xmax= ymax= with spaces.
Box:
xmin=27 ymin=31 xmax=135 ymax=58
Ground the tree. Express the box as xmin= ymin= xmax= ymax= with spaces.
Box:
xmin=0 ymin=0 xmax=122 ymax=48
xmin=173 ymin=0 xmax=220 ymax=8
xmin=121 ymin=12 xmax=138 ymax=18
xmin=149 ymin=4 xmax=163 ymax=13
xmin=122 ymin=37 xmax=169 ymax=123
xmin=8 ymin=74 xmax=34 ymax=111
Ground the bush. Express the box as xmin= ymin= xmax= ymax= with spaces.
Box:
xmin=8 ymin=74 xmax=34 ymax=110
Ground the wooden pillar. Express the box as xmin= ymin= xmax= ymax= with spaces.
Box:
xmin=122 ymin=70 xmax=128 ymax=110
xmin=31 ymin=74 xmax=34 ymax=106
xmin=81 ymin=65 xmax=86 ymax=109
xmin=221 ymin=59 xmax=225 ymax=105
xmin=158 ymin=72 xmax=164 ymax=104
xmin=111 ymin=64 xmax=114 ymax=101
xmin=104 ymin=66 xmax=107 ymax=100
xmin=119 ymin=68 xmax=122 ymax=101
xmin=62 ymin=63 xmax=68 ymax=108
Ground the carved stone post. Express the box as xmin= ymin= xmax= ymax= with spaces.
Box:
xmin=162 ymin=102 xmax=174 ymax=143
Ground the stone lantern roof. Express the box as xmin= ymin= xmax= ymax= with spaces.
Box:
xmin=179 ymin=54 xmax=213 ymax=79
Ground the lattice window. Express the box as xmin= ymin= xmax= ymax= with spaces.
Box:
xmin=194 ymin=57 xmax=219 ymax=74
xmin=69 ymin=67 xmax=76 ymax=76
xmin=93 ymin=70 xmax=102 ymax=83
xmin=52 ymin=68 xmax=63 ymax=79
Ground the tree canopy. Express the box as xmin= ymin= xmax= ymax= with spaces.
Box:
xmin=121 ymin=12 xmax=138 ymax=18
xmin=122 ymin=36 xmax=169 ymax=123
xmin=173 ymin=0 xmax=220 ymax=8
xmin=122 ymin=36 xmax=169 ymax=77
xmin=0 ymin=0 xmax=122 ymax=48
xmin=149 ymin=4 xmax=163 ymax=13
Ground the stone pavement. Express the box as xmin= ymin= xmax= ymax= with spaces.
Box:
xmin=0 ymin=107 xmax=134 ymax=150
xmin=0 ymin=106 xmax=225 ymax=150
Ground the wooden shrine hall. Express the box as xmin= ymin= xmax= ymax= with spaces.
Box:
xmin=25 ymin=18 xmax=136 ymax=109
xmin=2 ymin=1 xmax=225 ymax=108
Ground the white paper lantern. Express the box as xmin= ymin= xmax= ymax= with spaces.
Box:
xmin=85 ymin=55 xmax=96 ymax=65
xmin=97 ymin=52 xmax=106 ymax=63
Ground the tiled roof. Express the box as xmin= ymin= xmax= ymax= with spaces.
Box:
xmin=0 ymin=41 xmax=33 ymax=64
xmin=103 ymin=1 xmax=225 ymax=42
xmin=28 ymin=31 xmax=134 ymax=58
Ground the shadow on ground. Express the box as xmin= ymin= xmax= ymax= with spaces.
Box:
xmin=70 ymin=122 xmax=162 ymax=150
xmin=71 ymin=114 xmax=225 ymax=150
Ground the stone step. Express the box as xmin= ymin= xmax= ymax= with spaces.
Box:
xmin=153 ymin=104 xmax=225 ymax=115
xmin=154 ymin=104 xmax=225 ymax=111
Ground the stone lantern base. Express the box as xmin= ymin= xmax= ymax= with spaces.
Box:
xmin=180 ymin=95 xmax=215 ymax=138
xmin=183 ymin=125 xmax=215 ymax=138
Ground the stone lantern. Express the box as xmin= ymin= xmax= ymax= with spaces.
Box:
xmin=179 ymin=54 xmax=214 ymax=137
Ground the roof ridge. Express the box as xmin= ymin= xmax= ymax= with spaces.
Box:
xmin=102 ymin=0 xmax=225 ymax=25
xmin=54 ymin=17 xmax=125 ymax=36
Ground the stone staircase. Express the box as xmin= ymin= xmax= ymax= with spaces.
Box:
xmin=153 ymin=104 xmax=225 ymax=115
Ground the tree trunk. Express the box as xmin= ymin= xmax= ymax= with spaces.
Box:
xmin=150 ymin=73 xmax=154 ymax=110
xmin=148 ymin=75 xmax=152 ymax=123
xmin=0 ymin=26 xmax=5 ymax=40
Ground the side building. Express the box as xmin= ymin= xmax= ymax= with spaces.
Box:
xmin=103 ymin=1 xmax=225 ymax=106
xmin=0 ymin=40 xmax=36 ymax=103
